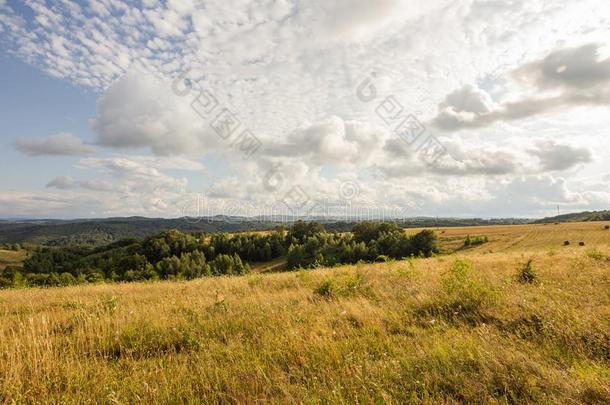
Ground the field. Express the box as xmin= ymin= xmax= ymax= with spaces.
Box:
xmin=0 ymin=222 xmax=609 ymax=403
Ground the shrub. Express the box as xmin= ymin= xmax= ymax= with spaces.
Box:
xmin=376 ymin=255 xmax=391 ymax=263
xmin=410 ymin=229 xmax=438 ymax=257
xmin=464 ymin=235 xmax=488 ymax=247
xmin=313 ymin=273 xmax=368 ymax=299
xmin=516 ymin=258 xmax=537 ymax=284
xmin=563 ymin=240 xmax=570 ymax=246
xmin=585 ymin=248 xmax=606 ymax=261
xmin=424 ymin=259 xmax=496 ymax=322
xmin=579 ymin=242 xmax=585 ymax=246
xmin=313 ymin=279 xmax=339 ymax=298
xmin=59 ymin=272 xmax=77 ymax=286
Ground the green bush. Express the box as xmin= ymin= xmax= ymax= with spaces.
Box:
xmin=429 ymin=259 xmax=496 ymax=322
xmin=585 ymin=248 xmax=606 ymax=261
xmin=464 ymin=235 xmax=488 ymax=247
xmin=516 ymin=258 xmax=537 ymax=284
xmin=314 ymin=273 xmax=368 ymax=299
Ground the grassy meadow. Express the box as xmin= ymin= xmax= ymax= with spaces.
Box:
xmin=0 ymin=222 xmax=609 ymax=403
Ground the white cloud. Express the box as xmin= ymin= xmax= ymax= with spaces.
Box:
xmin=91 ymin=70 xmax=220 ymax=155
xmin=80 ymin=156 xmax=188 ymax=192
xmin=516 ymin=43 xmax=610 ymax=90
xmin=1 ymin=0 xmax=610 ymax=218
xmin=46 ymin=176 xmax=77 ymax=190
xmin=528 ymin=140 xmax=592 ymax=171
xmin=14 ymin=133 xmax=95 ymax=156
xmin=433 ymin=43 xmax=610 ymax=131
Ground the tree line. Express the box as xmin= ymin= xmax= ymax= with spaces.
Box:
xmin=0 ymin=222 xmax=438 ymax=288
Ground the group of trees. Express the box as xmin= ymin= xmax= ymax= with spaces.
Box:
xmin=1 ymin=222 xmax=438 ymax=288
xmin=8 ymin=230 xmax=264 ymax=287
xmin=286 ymin=222 xmax=437 ymax=269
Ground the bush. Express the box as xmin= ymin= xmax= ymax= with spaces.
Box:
xmin=464 ymin=235 xmax=488 ymax=247
xmin=376 ymin=255 xmax=391 ymax=263
xmin=410 ymin=229 xmax=438 ymax=257
xmin=313 ymin=273 xmax=368 ymax=299
xmin=59 ymin=272 xmax=77 ymax=286
xmin=434 ymin=259 xmax=495 ymax=321
xmin=563 ymin=240 xmax=570 ymax=246
xmin=585 ymin=248 xmax=606 ymax=261
xmin=313 ymin=279 xmax=339 ymax=298
xmin=516 ymin=258 xmax=537 ymax=284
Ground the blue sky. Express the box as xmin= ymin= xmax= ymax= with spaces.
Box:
xmin=0 ymin=0 xmax=609 ymax=219
xmin=0 ymin=52 xmax=95 ymax=191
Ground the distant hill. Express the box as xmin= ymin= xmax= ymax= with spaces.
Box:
xmin=0 ymin=216 xmax=532 ymax=247
xmin=0 ymin=217 xmax=281 ymax=246
xmin=532 ymin=210 xmax=610 ymax=224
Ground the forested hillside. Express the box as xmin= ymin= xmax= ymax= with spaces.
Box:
xmin=0 ymin=222 xmax=438 ymax=288
xmin=0 ymin=216 xmax=530 ymax=247
xmin=533 ymin=210 xmax=610 ymax=223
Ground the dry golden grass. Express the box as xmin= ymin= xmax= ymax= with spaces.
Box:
xmin=0 ymin=222 xmax=609 ymax=403
xmin=408 ymin=220 xmax=610 ymax=253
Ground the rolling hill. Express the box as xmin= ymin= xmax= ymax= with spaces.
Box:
xmin=533 ymin=210 xmax=610 ymax=224
xmin=0 ymin=216 xmax=532 ymax=247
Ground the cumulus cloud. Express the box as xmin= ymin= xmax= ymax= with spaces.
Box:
xmin=46 ymin=176 xmax=115 ymax=192
xmin=376 ymin=139 xmax=521 ymax=179
xmin=433 ymin=43 xmax=610 ymax=131
xmin=35 ymin=156 xmax=194 ymax=217
xmin=1 ymin=0 xmax=609 ymax=218
xmin=79 ymin=157 xmax=188 ymax=193
xmin=516 ymin=43 xmax=610 ymax=90
xmin=430 ymin=151 xmax=519 ymax=176
xmin=528 ymin=140 xmax=592 ymax=171
xmin=91 ymin=71 xmax=220 ymax=156
xmin=266 ymin=116 xmax=386 ymax=166
xmin=78 ymin=180 xmax=114 ymax=192
xmin=46 ymin=176 xmax=77 ymax=190
xmin=306 ymin=0 xmax=444 ymax=46
xmin=14 ymin=133 xmax=95 ymax=156
xmin=496 ymin=175 xmax=583 ymax=206
xmin=433 ymin=85 xmax=497 ymax=130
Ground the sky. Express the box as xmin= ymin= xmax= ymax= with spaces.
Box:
xmin=0 ymin=0 xmax=609 ymax=219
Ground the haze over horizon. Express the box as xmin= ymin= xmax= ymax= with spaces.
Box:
xmin=1 ymin=0 xmax=609 ymax=219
